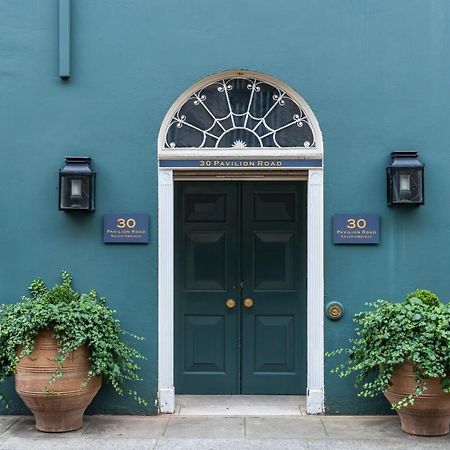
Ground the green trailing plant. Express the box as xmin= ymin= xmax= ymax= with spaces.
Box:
xmin=327 ymin=289 xmax=450 ymax=409
xmin=0 ymin=271 xmax=147 ymax=407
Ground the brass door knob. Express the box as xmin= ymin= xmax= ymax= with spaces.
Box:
xmin=243 ymin=298 xmax=254 ymax=308
xmin=226 ymin=298 xmax=236 ymax=309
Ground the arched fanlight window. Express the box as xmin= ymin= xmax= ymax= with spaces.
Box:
xmin=164 ymin=77 xmax=316 ymax=150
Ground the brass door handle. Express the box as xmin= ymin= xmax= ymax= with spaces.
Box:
xmin=226 ymin=298 xmax=236 ymax=309
xmin=243 ymin=298 xmax=254 ymax=308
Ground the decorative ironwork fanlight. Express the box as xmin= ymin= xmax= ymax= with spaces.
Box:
xmin=164 ymin=77 xmax=316 ymax=149
xmin=387 ymin=151 xmax=424 ymax=206
xmin=59 ymin=157 xmax=95 ymax=211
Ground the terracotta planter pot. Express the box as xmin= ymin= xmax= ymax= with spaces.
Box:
xmin=384 ymin=361 xmax=450 ymax=436
xmin=15 ymin=330 xmax=102 ymax=432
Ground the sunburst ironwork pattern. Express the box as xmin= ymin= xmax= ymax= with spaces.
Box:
xmin=164 ymin=78 xmax=316 ymax=149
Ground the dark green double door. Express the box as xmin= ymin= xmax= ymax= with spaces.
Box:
xmin=175 ymin=181 xmax=306 ymax=394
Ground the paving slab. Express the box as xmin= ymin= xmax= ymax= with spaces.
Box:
xmin=0 ymin=437 xmax=157 ymax=449
xmin=2 ymin=416 xmax=92 ymax=438
xmin=155 ymin=438 xmax=309 ymax=449
xmin=321 ymin=416 xmax=450 ymax=442
xmin=307 ymin=438 xmax=450 ymax=450
xmin=83 ymin=415 xmax=168 ymax=438
xmin=0 ymin=416 xmax=20 ymax=434
xmin=321 ymin=416 xmax=405 ymax=439
xmin=245 ymin=416 xmax=326 ymax=439
xmin=164 ymin=417 xmax=244 ymax=439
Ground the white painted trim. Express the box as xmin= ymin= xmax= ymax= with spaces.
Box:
xmin=307 ymin=169 xmax=324 ymax=414
xmin=158 ymin=169 xmax=175 ymax=414
xmin=307 ymin=389 xmax=324 ymax=415
xmin=157 ymin=70 xmax=324 ymax=414
xmin=158 ymin=388 xmax=175 ymax=414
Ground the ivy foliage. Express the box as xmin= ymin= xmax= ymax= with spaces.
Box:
xmin=327 ymin=289 xmax=450 ymax=409
xmin=0 ymin=271 xmax=147 ymax=407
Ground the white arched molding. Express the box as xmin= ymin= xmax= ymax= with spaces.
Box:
xmin=157 ymin=70 xmax=324 ymax=414
xmin=158 ymin=70 xmax=323 ymax=160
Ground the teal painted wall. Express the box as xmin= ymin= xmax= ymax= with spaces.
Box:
xmin=1 ymin=0 xmax=450 ymax=414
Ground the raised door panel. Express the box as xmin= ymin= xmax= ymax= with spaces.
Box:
xmin=254 ymin=192 xmax=296 ymax=222
xmin=253 ymin=232 xmax=295 ymax=290
xmin=184 ymin=193 xmax=226 ymax=222
xmin=184 ymin=315 xmax=226 ymax=373
xmin=254 ymin=315 xmax=295 ymax=373
xmin=184 ymin=232 xmax=227 ymax=291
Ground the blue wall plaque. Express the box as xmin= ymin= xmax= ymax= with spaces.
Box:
xmin=333 ymin=214 xmax=380 ymax=245
xmin=103 ymin=214 xmax=149 ymax=244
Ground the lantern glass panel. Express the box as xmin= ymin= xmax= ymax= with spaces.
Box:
xmin=71 ymin=179 xmax=82 ymax=197
xmin=399 ymin=173 xmax=411 ymax=192
xmin=392 ymin=168 xmax=423 ymax=204
xmin=60 ymin=175 xmax=91 ymax=210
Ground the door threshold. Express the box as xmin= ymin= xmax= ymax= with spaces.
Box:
xmin=175 ymin=395 xmax=306 ymax=416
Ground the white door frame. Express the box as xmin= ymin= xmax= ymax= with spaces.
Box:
xmin=157 ymin=71 xmax=324 ymax=414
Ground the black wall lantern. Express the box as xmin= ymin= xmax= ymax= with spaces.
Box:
xmin=59 ymin=157 xmax=95 ymax=211
xmin=387 ymin=151 xmax=424 ymax=206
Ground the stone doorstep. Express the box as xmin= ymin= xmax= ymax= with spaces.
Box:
xmin=175 ymin=394 xmax=307 ymax=416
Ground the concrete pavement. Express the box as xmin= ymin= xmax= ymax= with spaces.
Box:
xmin=1 ymin=414 xmax=450 ymax=449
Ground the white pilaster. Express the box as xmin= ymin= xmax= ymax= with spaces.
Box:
xmin=307 ymin=169 xmax=324 ymax=414
xmin=158 ymin=169 xmax=175 ymax=413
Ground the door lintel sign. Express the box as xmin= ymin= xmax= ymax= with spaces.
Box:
xmin=159 ymin=159 xmax=322 ymax=168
